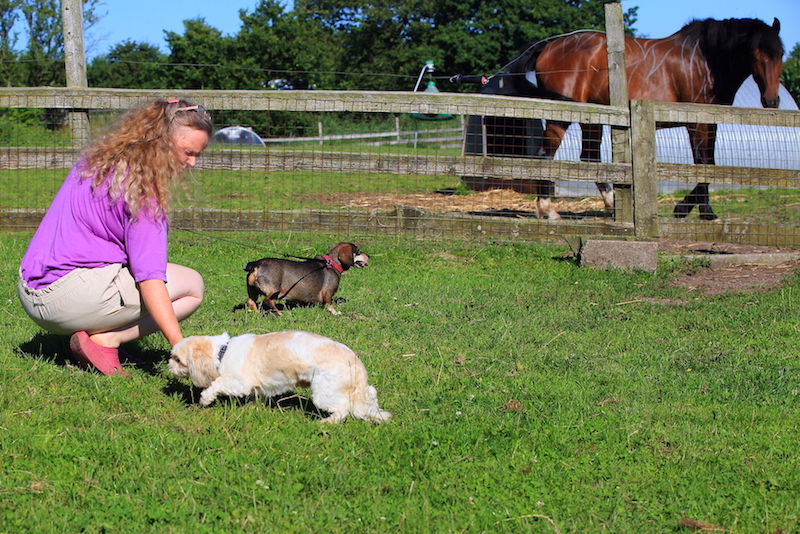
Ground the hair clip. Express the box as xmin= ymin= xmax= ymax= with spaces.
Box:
xmin=172 ymin=105 xmax=207 ymax=118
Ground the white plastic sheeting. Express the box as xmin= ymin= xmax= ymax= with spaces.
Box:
xmin=554 ymin=76 xmax=799 ymax=170
xmin=550 ymin=76 xmax=799 ymax=196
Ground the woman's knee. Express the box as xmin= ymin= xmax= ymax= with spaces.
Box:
xmin=166 ymin=263 xmax=204 ymax=299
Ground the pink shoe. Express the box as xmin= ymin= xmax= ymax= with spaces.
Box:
xmin=69 ymin=331 xmax=130 ymax=377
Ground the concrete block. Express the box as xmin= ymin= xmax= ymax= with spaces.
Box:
xmin=579 ymin=239 xmax=658 ymax=272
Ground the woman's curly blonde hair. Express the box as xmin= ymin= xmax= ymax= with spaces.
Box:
xmin=81 ymin=99 xmax=213 ymax=220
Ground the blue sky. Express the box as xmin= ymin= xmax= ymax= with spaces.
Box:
xmin=629 ymin=1 xmax=799 ymax=50
xmin=13 ymin=0 xmax=800 ymax=61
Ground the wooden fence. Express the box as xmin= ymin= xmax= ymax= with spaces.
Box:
xmin=2 ymin=87 xmax=800 ymax=246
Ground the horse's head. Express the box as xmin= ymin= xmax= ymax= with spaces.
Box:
xmin=751 ymin=18 xmax=784 ymax=109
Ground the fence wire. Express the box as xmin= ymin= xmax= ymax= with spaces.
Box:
xmin=2 ymin=88 xmax=800 ymax=246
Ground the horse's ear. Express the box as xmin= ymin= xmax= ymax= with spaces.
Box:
xmin=772 ymin=18 xmax=780 ymax=35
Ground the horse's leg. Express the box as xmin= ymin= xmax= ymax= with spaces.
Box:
xmin=675 ymin=124 xmax=718 ymax=220
xmin=579 ymin=123 xmax=613 ymax=212
xmin=537 ymin=121 xmax=569 ymax=220
xmin=676 ymin=183 xmax=714 ymax=219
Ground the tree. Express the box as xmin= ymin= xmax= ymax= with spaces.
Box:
xmin=782 ymin=43 xmax=800 ymax=105
xmin=165 ymin=18 xmax=248 ymax=90
xmin=20 ymin=0 xmax=64 ymax=85
xmin=0 ymin=0 xmax=98 ymax=86
xmin=87 ymin=41 xmax=169 ymax=88
xmin=158 ymin=1 xmax=343 ymax=91
xmin=301 ymin=0 xmax=638 ymax=91
xmin=237 ymin=0 xmax=343 ymax=90
xmin=6 ymin=0 xmax=639 ymax=93
xmin=0 ymin=0 xmax=21 ymax=86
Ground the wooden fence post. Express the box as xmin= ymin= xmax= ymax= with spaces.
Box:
xmin=61 ymin=0 xmax=90 ymax=148
xmin=630 ymin=99 xmax=659 ymax=236
xmin=604 ymin=2 xmax=632 ymax=225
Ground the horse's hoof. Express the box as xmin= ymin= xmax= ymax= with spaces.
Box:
xmin=698 ymin=205 xmax=718 ymax=221
xmin=673 ymin=203 xmax=694 ymax=218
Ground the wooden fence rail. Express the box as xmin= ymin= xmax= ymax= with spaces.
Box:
xmin=2 ymin=87 xmax=800 ymax=245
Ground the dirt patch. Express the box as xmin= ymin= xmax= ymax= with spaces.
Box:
xmin=655 ymin=239 xmax=800 ymax=295
xmin=324 ymin=188 xmax=800 ymax=294
xmin=666 ymin=257 xmax=800 ymax=294
xmin=653 ymin=239 xmax=799 ymax=257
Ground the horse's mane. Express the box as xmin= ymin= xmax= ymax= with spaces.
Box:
xmin=677 ymin=18 xmax=784 ymax=104
xmin=679 ymin=17 xmax=784 ymax=57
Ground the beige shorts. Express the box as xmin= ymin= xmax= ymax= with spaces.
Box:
xmin=18 ymin=264 xmax=145 ymax=336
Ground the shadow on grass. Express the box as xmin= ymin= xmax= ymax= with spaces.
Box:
xmin=16 ymin=332 xmax=168 ymax=376
xmin=467 ymin=208 xmax=613 ymax=219
xmin=266 ymin=393 xmax=327 ymax=421
xmin=162 ymin=377 xmax=204 ymax=405
xmin=17 ymin=332 xmax=72 ymax=367
xmin=230 ymin=297 xmax=349 ymax=316
xmin=161 ymin=377 xmax=328 ymax=421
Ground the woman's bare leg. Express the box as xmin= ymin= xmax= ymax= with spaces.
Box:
xmin=90 ymin=263 xmax=204 ymax=347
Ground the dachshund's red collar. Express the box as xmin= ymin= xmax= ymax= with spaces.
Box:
xmin=323 ymin=255 xmax=344 ymax=273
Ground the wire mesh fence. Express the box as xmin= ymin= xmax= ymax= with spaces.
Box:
xmin=2 ymin=87 xmax=800 ymax=245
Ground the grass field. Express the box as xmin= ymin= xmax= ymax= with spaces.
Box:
xmin=2 ymin=230 xmax=800 ymax=533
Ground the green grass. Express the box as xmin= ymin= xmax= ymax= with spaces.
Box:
xmin=2 ymin=231 xmax=800 ymax=533
xmin=0 ymin=111 xmax=73 ymax=147
xmin=659 ymin=187 xmax=800 ymax=225
xmin=0 ymin=168 xmax=462 ymax=212
xmin=178 ymin=169 xmax=461 ymax=211
xmin=0 ymin=162 xmax=463 ymax=213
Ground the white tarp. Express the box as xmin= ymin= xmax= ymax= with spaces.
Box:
xmin=549 ymin=76 xmax=799 ymax=196
xmin=554 ymin=76 xmax=800 ymax=170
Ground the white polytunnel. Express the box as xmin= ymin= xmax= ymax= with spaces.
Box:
xmin=211 ymin=126 xmax=266 ymax=147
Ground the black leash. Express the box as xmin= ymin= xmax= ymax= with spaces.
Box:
xmin=175 ymin=227 xmax=323 ymax=262
xmin=450 ymin=29 xmax=601 ymax=87
xmin=175 ymin=227 xmax=272 ymax=253
xmin=283 ymin=253 xmax=324 ymax=262
xmin=276 ymin=262 xmax=332 ymax=301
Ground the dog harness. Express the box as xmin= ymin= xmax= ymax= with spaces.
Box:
xmin=323 ymin=255 xmax=344 ymax=273
xmin=217 ymin=343 xmax=228 ymax=361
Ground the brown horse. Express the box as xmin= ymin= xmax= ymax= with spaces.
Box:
xmin=503 ymin=18 xmax=784 ymax=220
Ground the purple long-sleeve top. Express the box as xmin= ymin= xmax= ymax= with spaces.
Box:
xmin=20 ymin=159 xmax=168 ymax=290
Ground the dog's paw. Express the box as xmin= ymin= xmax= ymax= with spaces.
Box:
xmin=374 ymin=411 xmax=392 ymax=424
xmin=199 ymin=392 xmax=216 ymax=406
xmin=320 ymin=412 xmax=348 ymax=424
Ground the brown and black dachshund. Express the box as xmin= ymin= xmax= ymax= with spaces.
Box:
xmin=245 ymin=242 xmax=369 ymax=316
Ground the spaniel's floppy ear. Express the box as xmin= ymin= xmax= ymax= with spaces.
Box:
xmin=185 ymin=338 xmax=221 ymax=389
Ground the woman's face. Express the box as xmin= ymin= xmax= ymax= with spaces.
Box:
xmin=171 ymin=125 xmax=209 ymax=170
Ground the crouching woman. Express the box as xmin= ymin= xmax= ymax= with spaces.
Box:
xmin=18 ymin=99 xmax=213 ymax=376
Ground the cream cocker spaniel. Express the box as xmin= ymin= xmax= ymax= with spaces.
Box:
xmin=169 ymin=330 xmax=391 ymax=424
